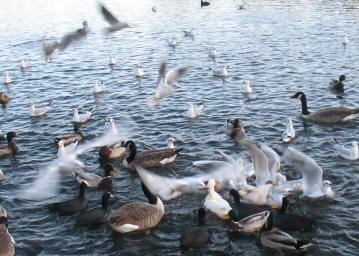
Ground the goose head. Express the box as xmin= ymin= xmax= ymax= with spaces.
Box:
xmin=290 ymin=91 xmax=304 ymax=100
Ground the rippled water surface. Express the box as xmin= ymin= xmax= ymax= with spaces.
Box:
xmin=1 ymin=0 xmax=359 ymax=255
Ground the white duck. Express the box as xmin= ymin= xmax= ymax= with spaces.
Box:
xmin=204 ymin=179 xmax=232 ymax=219
xmin=57 ymin=140 xmax=78 ymax=158
xmin=284 ymin=147 xmax=334 ymax=198
xmin=4 ymin=72 xmax=11 ymax=84
xmin=282 ymin=118 xmax=295 ymax=142
xmin=29 ymin=101 xmax=52 ymax=117
xmin=212 ymin=64 xmax=228 ymax=77
xmin=135 ymin=64 xmax=144 ymax=77
xmin=72 ymin=107 xmax=94 ymax=123
xmin=93 ymin=80 xmax=105 ymax=94
xmin=334 ymin=139 xmax=358 ymax=160
xmin=149 ymin=59 xmax=188 ymax=106
xmin=109 ymin=53 xmax=116 ymax=65
xmin=187 ymin=101 xmax=204 ymax=119
xmin=242 ymin=80 xmax=252 ymax=94
xmin=20 ymin=58 xmax=31 ymax=69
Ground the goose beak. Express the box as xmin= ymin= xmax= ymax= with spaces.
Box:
xmin=290 ymin=95 xmax=296 ymax=99
xmin=112 ymin=167 xmax=120 ymax=173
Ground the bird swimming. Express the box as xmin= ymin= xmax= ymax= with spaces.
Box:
xmin=4 ymin=72 xmax=11 ymax=84
xmin=187 ymin=100 xmax=204 ymax=119
xmin=93 ymin=80 xmax=105 ymax=94
xmin=0 ymin=132 xmax=20 ymax=157
xmin=329 ymin=75 xmax=346 ymax=93
xmin=282 ymin=118 xmax=295 ymax=142
xmin=29 ymin=101 xmax=51 ymax=117
xmin=0 ymin=206 xmax=15 ymax=255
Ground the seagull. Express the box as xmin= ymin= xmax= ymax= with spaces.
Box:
xmin=20 ymin=58 xmax=31 ymax=69
xmin=149 ymin=59 xmax=188 ymax=106
xmin=152 ymin=6 xmax=157 ymax=13
xmin=343 ymin=34 xmax=349 ymax=47
xmin=211 ymin=64 xmax=228 ymax=77
xmin=104 ymin=118 xmax=118 ymax=137
xmin=236 ymin=183 xmax=283 ymax=208
xmin=169 ymin=37 xmax=177 ymax=47
xmin=72 ymin=107 xmax=94 ymax=123
xmin=242 ymin=80 xmax=252 ymax=94
xmin=99 ymin=3 xmax=130 ymax=35
xmin=42 ymin=35 xmax=60 ymax=62
xmin=109 ymin=53 xmax=116 ymax=65
xmin=93 ymin=80 xmax=105 ymax=94
xmin=183 ymin=28 xmax=195 ymax=37
xmin=333 ymin=139 xmax=358 ymax=160
xmin=208 ymin=47 xmax=217 ymax=58
xmin=29 ymin=101 xmax=52 ymax=117
xmin=57 ymin=140 xmax=78 ymax=158
xmin=135 ymin=64 xmax=144 ymax=77
xmin=284 ymin=147 xmax=334 ymax=198
xmin=4 ymin=72 xmax=11 ymax=84
xmin=187 ymin=101 xmax=204 ymax=119
xmin=282 ymin=118 xmax=295 ymax=143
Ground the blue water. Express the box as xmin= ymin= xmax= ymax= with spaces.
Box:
xmin=1 ymin=0 xmax=359 ymax=255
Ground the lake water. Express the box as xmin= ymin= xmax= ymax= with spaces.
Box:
xmin=1 ymin=0 xmax=359 ymax=255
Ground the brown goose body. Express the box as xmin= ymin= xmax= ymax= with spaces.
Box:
xmin=291 ymin=92 xmax=359 ymax=123
xmin=122 ymin=141 xmax=182 ymax=170
xmin=0 ymin=207 xmax=15 ymax=256
xmin=107 ymin=182 xmax=165 ymax=233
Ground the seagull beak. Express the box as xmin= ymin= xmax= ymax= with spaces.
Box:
xmin=112 ymin=167 xmax=120 ymax=173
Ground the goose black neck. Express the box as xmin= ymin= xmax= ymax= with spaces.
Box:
xmin=125 ymin=141 xmax=137 ymax=164
xmin=101 ymin=193 xmax=110 ymax=210
xmin=141 ymin=182 xmax=157 ymax=205
xmin=299 ymin=93 xmax=310 ymax=115
xmin=79 ymin=182 xmax=87 ymax=199
xmin=104 ymin=165 xmax=112 ymax=176
xmin=198 ymin=208 xmax=206 ymax=226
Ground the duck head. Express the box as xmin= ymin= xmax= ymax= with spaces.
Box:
xmin=339 ymin=75 xmax=346 ymax=82
xmin=7 ymin=132 xmax=20 ymax=143
xmin=105 ymin=164 xmax=120 ymax=176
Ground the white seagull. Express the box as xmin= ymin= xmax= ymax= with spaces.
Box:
xmin=135 ymin=64 xmax=144 ymax=77
xmin=242 ymin=80 xmax=252 ymax=94
xmin=343 ymin=34 xmax=349 ymax=47
xmin=282 ymin=118 xmax=295 ymax=143
xmin=4 ymin=72 xmax=11 ymax=84
xmin=29 ymin=101 xmax=52 ymax=117
xmin=211 ymin=64 xmax=228 ymax=77
xmin=57 ymin=140 xmax=78 ymax=158
xmin=72 ymin=107 xmax=94 ymax=123
xmin=93 ymin=80 xmax=105 ymax=94
xmin=208 ymin=47 xmax=217 ymax=58
xmin=183 ymin=28 xmax=195 ymax=37
xmin=20 ymin=58 xmax=31 ymax=69
xmin=333 ymin=139 xmax=358 ymax=160
xmin=284 ymin=147 xmax=334 ymax=198
xmin=187 ymin=101 xmax=204 ymax=119
xmin=109 ymin=53 xmax=116 ymax=65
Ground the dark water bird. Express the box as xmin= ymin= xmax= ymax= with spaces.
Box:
xmin=107 ymin=182 xmax=165 ymax=233
xmin=99 ymin=3 xmax=130 ymax=35
xmin=270 ymin=197 xmax=313 ymax=231
xmin=226 ymin=119 xmax=246 ymax=143
xmin=49 ymin=181 xmax=88 ymax=216
xmin=260 ymin=212 xmax=312 ymax=254
xmin=0 ymin=206 xmax=15 ymax=255
xmin=201 ymin=0 xmax=210 ymax=7
xmin=99 ymin=141 xmax=126 ymax=160
xmin=74 ymin=164 xmax=120 ymax=188
xmin=291 ymin=91 xmax=359 ymax=123
xmin=0 ymin=92 xmax=9 ymax=105
xmin=122 ymin=140 xmax=183 ymax=170
xmin=0 ymin=132 xmax=20 ymax=157
xmin=76 ymin=192 xmax=114 ymax=227
xmin=329 ymin=75 xmax=346 ymax=93
xmin=228 ymin=189 xmax=270 ymax=220
xmin=42 ymin=21 xmax=89 ymax=61
xmin=54 ymin=123 xmax=83 ymax=146
xmin=180 ymin=208 xmax=210 ymax=248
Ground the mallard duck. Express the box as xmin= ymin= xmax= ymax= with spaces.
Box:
xmin=76 ymin=192 xmax=114 ymax=227
xmin=74 ymin=164 xmax=120 ymax=188
xmin=226 ymin=119 xmax=246 ymax=143
xmin=329 ymin=75 xmax=346 ymax=93
xmin=260 ymin=213 xmax=312 ymax=254
xmin=0 ymin=206 xmax=15 ymax=255
xmin=0 ymin=132 xmax=20 ymax=157
xmin=99 ymin=141 xmax=126 ymax=160
xmin=204 ymin=179 xmax=232 ymax=220
xmin=291 ymin=91 xmax=359 ymax=123
xmin=180 ymin=208 xmax=210 ymax=248
xmin=54 ymin=123 xmax=83 ymax=146
xmin=122 ymin=140 xmax=183 ymax=170
xmin=49 ymin=181 xmax=88 ymax=216
xmin=229 ymin=210 xmax=270 ymax=233
xmin=107 ymin=181 xmax=165 ymax=233
xmin=0 ymin=92 xmax=9 ymax=105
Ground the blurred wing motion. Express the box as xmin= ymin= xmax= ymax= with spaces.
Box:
xmin=99 ymin=3 xmax=130 ymax=34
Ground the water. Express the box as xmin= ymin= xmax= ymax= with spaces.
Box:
xmin=1 ymin=0 xmax=359 ymax=255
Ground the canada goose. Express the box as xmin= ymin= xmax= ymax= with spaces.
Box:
xmin=226 ymin=119 xmax=246 ymax=143
xmin=0 ymin=132 xmax=20 ymax=157
xmin=75 ymin=164 xmax=120 ymax=188
xmin=76 ymin=192 xmax=114 ymax=227
xmin=99 ymin=3 xmax=130 ymax=35
xmin=99 ymin=141 xmax=126 ymax=160
xmin=49 ymin=181 xmax=88 ymax=216
xmin=122 ymin=140 xmax=183 ymax=170
xmin=229 ymin=189 xmax=270 ymax=219
xmin=204 ymin=179 xmax=232 ymax=220
xmin=54 ymin=123 xmax=83 ymax=146
xmin=4 ymin=72 xmax=11 ymax=84
xmin=291 ymin=91 xmax=359 ymax=123
xmin=29 ymin=101 xmax=51 ymax=117
xmin=201 ymin=0 xmax=210 ymax=7
xmin=107 ymin=181 xmax=165 ymax=233
xmin=260 ymin=213 xmax=312 ymax=254
xmin=0 ymin=206 xmax=15 ymax=255
xmin=329 ymin=75 xmax=346 ymax=93
xmin=180 ymin=208 xmax=210 ymax=248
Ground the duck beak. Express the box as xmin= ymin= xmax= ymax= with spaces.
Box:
xmin=15 ymin=134 xmax=20 ymax=138
xmin=271 ymin=205 xmax=281 ymax=209
xmin=214 ymin=183 xmax=220 ymax=190
xmin=112 ymin=167 xmax=120 ymax=173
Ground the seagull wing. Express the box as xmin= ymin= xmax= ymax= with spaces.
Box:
xmin=334 ymin=142 xmax=357 ymax=160
xmin=165 ymin=66 xmax=188 ymax=86
xmin=58 ymin=30 xmax=86 ymax=51
xmin=284 ymin=147 xmax=323 ymax=197
xmin=100 ymin=4 xmax=119 ymax=26
xmin=259 ymin=143 xmax=280 ymax=177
